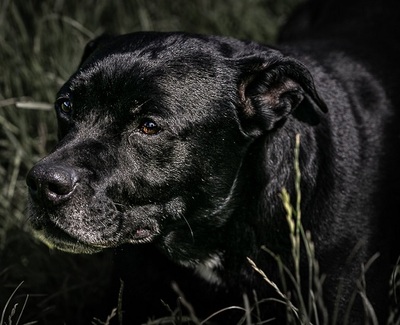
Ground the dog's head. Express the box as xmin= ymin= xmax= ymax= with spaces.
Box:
xmin=26 ymin=32 xmax=326 ymax=259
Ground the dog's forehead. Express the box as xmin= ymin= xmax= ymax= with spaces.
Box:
xmin=85 ymin=32 xmax=243 ymax=63
xmin=74 ymin=33 xmax=237 ymax=84
xmin=63 ymin=33 xmax=240 ymax=116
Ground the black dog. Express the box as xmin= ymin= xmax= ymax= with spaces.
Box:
xmin=26 ymin=0 xmax=400 ymax=323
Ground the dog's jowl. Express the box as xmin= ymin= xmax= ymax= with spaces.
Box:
xmin=26 ymin=0 xmax=400 ymax=323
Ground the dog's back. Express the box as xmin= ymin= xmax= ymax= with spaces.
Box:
xmin=280 ymin=0 xmax=400 ymax=321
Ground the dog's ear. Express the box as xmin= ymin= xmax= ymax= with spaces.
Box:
xmin=237 ymin=55 xmax=327 ymax=136
xmin=79 ymin=34 xmax=114 ymax=67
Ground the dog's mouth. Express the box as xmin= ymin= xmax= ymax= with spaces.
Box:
xmin=27 ymin=191 xmax=170 ymax=254
xmin=33 ymin=224 xmax=105 ymax=254
xmin=31 ymin=216 xmax=160 ymax=254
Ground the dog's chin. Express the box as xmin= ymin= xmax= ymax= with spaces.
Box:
xmin=33 ymin=229 xmax=105 ymax=254
xmin=31 ymin=218 xmax=160 ymax=254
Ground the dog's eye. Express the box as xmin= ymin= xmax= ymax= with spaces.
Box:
xmin=139 ymin=119 xmax=160 ymax=135
xmin=56 ymin=98 xmax=73 ymax=114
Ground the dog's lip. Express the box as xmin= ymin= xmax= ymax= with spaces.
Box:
xmin=32 ymin=220 xmax=111 ymax=253
xmin=33 ymin=228 xmax=105 ymax=254
xmin=32 ymin=216 xmax=160 ymax=250
xmin=125 ymin=224 xmax=160 ymax=244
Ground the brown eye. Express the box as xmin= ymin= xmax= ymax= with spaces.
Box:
xmin=139 ymin=119 xmax=160 ymax=135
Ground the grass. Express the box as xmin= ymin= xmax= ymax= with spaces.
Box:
xmin=1 ymin=1 xmax=399 ymax=325
xmin=249 ymin=136 xmax=399 ymax=325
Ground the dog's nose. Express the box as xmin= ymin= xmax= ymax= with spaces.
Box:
xmin=26 ymin=164 xmax=79 ymax=205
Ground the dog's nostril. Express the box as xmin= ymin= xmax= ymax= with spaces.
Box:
xmin=48 ymin=182 xmax=69 ymax=195
xmin=47 ymin=172 xmax=77 ymax=196
xmin=27 ymin=165 xmax=79 ymax=205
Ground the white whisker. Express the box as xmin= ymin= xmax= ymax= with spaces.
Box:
xmin=180 ymin=212 xmax=194 ymax=243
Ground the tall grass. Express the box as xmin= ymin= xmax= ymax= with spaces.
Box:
xmin=248 ymin=134 xmax=326 ymax=325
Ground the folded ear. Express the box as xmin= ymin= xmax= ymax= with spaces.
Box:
xmin=237 ymin=55 xmax=327 ymax=136
xmin=79 ymin=34 xmax=114 ymax=67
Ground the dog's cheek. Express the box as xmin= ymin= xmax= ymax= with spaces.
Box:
xmin=120 ymin=137 xmax=195 ymax=193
